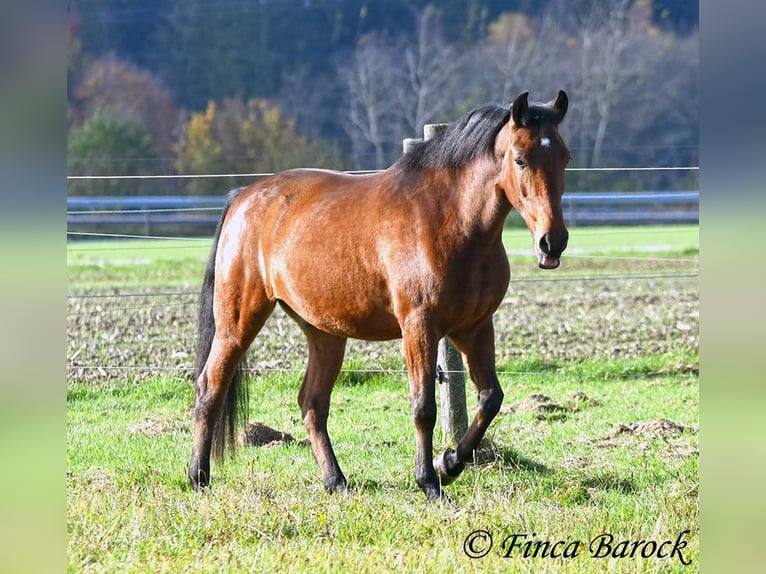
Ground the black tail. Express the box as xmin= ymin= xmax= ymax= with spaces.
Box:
xmin=195 ymin=187 xmax=249 ymax=462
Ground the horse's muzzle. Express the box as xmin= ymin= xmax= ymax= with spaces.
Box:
xmin=538 ymin=254 xmax=561 ymax=269
xmin=537 ymin=230 xmax=568 ymax=269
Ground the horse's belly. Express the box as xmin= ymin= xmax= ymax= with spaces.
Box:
xmin=286 ymin=300 xmax=403 ymax=341
xmin=316 ymin=309 xmax=402 ymax=341
xmin=273 ymin=268 xmax=402 ymax=341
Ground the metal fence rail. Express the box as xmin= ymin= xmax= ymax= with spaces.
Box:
xmin=67 ymin=191 xmax=699 ymax=236
xmin=563 ymin=191 xmax=699 ymax=225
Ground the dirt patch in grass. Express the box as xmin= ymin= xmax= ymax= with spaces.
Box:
xmin=67 ymin=276 xmax=698 ymax=385
xmin=500 ymin=391 xmax=601 ymax=421
xmin=606 ymin=418 xmax=693 ymax=438
xmin=128 ymin=417 xmax=188 ymax=436
xmin=238 ymin=421 xmax=296 ymax=447
xmin=597 ymin=418 xmax=699 ymax=457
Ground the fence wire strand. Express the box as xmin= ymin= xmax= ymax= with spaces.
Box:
xmin=65 ymin=364 xmax=698 ymax=380
xmin=66 ymin=166 xmax=699 ymax=181
xmin=68 ymin=164 xmax=698 ymax=381
xmin=66 ymin=271 xmax=698 ymax=310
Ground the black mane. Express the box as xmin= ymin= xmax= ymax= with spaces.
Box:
xmin=395 ymin=105 xmax=511 ymax=172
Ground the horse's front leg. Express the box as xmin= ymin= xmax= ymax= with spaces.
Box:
xmin=401 ymin=313 xmax=442 ymax=500
xmin=433 ymin=318 xmax=504 ymax=485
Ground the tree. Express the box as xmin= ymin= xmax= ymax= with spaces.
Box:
xmin=576 ymin=0 xmax=637 ymax=168
xmin=175 ymin=97 xmax=337 ymax=195
xmin=67 ymin=1 xmax=698 ymax=188
xmin=396 ymin=5 xmax=464 ymax=134
xmin=571 ymin=0 xmax=698 ymax=189
xmin=461 ymin=1 xmax=698 ymax=192
xmin=173 ymin=101 xmax=223 ymax=195
xmin=67 ymin=108 xmax=157 ymax=196
xmin=339 ymin=6 xmax=471 ymax=169
xmin=484 ymin=12 xmax=537 ymax=103
xmin=339 ymin=34 xmax=403 ymax=169
xmin=72 ymin=54 xmax=182 ymax=165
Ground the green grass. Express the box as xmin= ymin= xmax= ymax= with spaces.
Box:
xmin=66 ymin=225 xmax=698 ymax=289
xmin=67 ymin=368 xmax=698 ymax=572
xmin=67 ymin=225 xmax=699 ymax=572
xmin=503 ymin=224 xmax=699 ymax=259
xmin=67 ymin=239 xmax=212 ymax=289
xmin=67 ymin=225 xmax=697 ymax=267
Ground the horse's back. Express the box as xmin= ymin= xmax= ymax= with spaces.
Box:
xmin=236 ymin=168 xmax=399 ymax=249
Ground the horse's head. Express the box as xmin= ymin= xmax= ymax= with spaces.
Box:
xmin=497 ymin=91 xmax=570 ymax=269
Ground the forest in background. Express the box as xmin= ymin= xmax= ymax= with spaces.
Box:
xmin=66 ymin=0 xmax=698 ymax=196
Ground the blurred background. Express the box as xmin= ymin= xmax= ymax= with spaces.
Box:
xmin=66 ymin=0 xmax=698 ymax=199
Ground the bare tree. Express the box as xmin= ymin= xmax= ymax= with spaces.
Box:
xmin=339 ymin=35 xmax=401 ymax=170
xmin=464 ymin=8 xmax=577 ymax=110
xmin=336 ymin=0 xmax=698 ymax=183
xmin=577 ymin=0 xmax=643 ymax=167
xmin=484 ymin=12 xmax=537 ymax=103
xmin=339 ymin=6 xmax=470 ymax=168
xmin=397 ymin=5 xmax=463 ymax=134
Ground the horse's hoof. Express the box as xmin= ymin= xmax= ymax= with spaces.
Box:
xmin=433 ymin=448 xmax=465 ymax=486
xmin=324 ymin=476 xmax=348 ymax=494
xmin=189 ymin=466 xmax=210 ymax=491
xmin=424 ymin=485 xmax=444 ymax=501
xmin=421 ymin=484 xmax=455 ymax=504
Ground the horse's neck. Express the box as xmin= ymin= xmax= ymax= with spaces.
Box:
xmin=453 ymin=157 xmax=510 ymax=242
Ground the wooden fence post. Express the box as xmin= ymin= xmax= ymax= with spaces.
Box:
xmin=402 ymin=137 xmax=423 ymax=152
xmin=404 ymin=124 xmax=469 ymax=447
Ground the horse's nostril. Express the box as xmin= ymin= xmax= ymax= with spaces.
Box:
xmin=540 ymin=231 xmax=568 ymax=257
xmin=539 ymin=233 xmax=552 ymax=255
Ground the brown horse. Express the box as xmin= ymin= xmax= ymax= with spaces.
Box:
xmin=189 ymin=90 xmax=570 ymax=500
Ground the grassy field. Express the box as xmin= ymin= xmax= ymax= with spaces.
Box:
xmin=67 ymin=225 xmax=699 ymax=572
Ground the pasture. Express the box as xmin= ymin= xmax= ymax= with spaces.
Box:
xmin=67 ymin=225 xmax=698 ymax=572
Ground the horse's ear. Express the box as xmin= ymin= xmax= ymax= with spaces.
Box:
xmin=552 ymin=90 xmax=568 ymax=123
xmin=512 ymin=91 xmax=529 ymax=126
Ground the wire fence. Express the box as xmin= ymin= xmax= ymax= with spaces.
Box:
xmin=66 ymin=165 xmax=700 ymax=235
xmin=67 ymin=273 xmax=699 ymax=381
xmin=65 ymin=166 xmax=698 ymax=181
xmin=66 ymin=364 xmax=698 ymax=381
xmin=67 ymin=166 xmax=699 ymax=382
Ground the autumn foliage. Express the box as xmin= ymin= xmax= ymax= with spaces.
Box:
xmin=174 ymin=98 xmax=337 ymax=195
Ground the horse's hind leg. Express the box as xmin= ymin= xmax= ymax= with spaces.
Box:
xmin=189 ymin=296 xmax=275 ymax=489
xmin=292 ymin=319 xmax=348 ymax=493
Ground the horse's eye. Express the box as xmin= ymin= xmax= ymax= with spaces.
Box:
xmin=514 ymin=157 xmax=527 ymax=169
